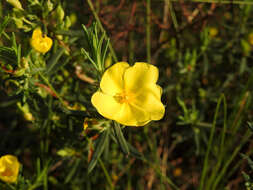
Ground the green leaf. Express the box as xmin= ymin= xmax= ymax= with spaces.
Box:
xmin=127 ymin=142 xmax=143 ymax=159
xmin=88 ymin=128 xmax=109 ymax=173
xmin=242 ymin=171 xmax=250 ymax=181
xmin=0 ymin=46 xmax=17 ymax=65
xmin=177 ymin=97 xmax=188 ymax=116
xmin=0 ymin=15 xmax=10 ymax=37
xmin=247 ymin=121 xmax=253 ymax=132
xmin=82 ymin=24 xmax=91 ymax=48
xmin=81 ymin=48 xmax=98 ymax=70
xmin=101 ymin=39 xmax=110 ymax=69
xmin=46 ymin=48 xmax=65 ymax=75
xmin=112 ymin=122 xmax=129 ymax=155
xmin=64 ymin=158 xmax=81 ymax=184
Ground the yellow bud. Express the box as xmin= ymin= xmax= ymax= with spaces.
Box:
xmin=24 ymin=113 xmax=34 ymax=121
xmin=56 ymin=4 xmax=64 ymax=21
xmin=0 ymin=155 xmax=20 ymax=183
xmin=46 ymin=0 xmax=53 ymax=12
xmin=56 ymin=35 xmax=63 ymax=40
xmin=17 ymin=102 xmax=34 ymax=121
xmin=65 ymin=16 xmax=71 ymax=28
xmin=6 ymin=0 xmax=23 ymax=10
xmin=57 ymin=148 xmax=75 ymax=157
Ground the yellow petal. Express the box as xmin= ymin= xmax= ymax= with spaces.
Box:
xmin=0 ymin=162 xmax=5 ymax=173
xmin=100 ymin=62 xmax=129 ymax=95
xmin=114 ymin=103 xmax=150 ymax=126
xmin=32 ymin=28 xmax=42 ymax=38
xmin=131 ymin=84 xmax=165 ymax=121
xmin=91 ymin=91 xmax=122 ymax=120
xmin=124 ymin=62 xmax=159 ymax=93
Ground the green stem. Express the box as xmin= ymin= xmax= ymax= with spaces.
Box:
xmin=199 ymin=94 xmax=225 ymax=190
xmin=205 ymin=96 xmax=227 ymax=190
xmin=212 ymin=130 xmax=252 ymax=189
xmin=146 ymin=0 xmax=151 ymax=64
xmin=195 ymin=122 xmax=212 ymax=128
xmin=98 ymin=158 xmax=114 ymax=190
xmin=86 ymin=0 xmax=118 ymax=63
xmin=7 ymin=184 xmax=16 ymax=190
xmin=39 ymin=73 xmax=66 ymax=107
xmin=168 ymin=1 xmax=179 ymax=31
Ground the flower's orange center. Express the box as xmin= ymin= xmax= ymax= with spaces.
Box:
xmin=114 ymin=92 xmax=133 ymax=104
xmin=2 ymin=168 xmax=13 ymax=177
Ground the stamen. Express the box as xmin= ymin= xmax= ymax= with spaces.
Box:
xmin=2 ymin=168 xmax=13 ymax=177
xmin=114 ymin=92 xmax=133 ymax=104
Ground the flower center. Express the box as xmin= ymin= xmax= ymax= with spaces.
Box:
xmin=113 ymin=92 xmax=133 ymax=104
xmin=2 ymin=168 xmax=13 ymax=177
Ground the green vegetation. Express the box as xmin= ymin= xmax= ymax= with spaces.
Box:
xmin=1 ymin=0 xmax=253 ymax=189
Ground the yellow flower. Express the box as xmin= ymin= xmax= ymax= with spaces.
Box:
xmin=91 ymin=62 xmax=165 ymax=126
xmin=30 ymin=28 xmax=53 ymax=53
xmin=0 ymin=155 xmax=20 ymax=183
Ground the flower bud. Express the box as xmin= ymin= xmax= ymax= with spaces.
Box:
xmin=56 ymin=4 xmax=64 ymax=21
xmin=13 ymin=68 xmax=25 ymax=77
xmin=0 ymin=155 xmax=20 ymax=183
xmin=46 ymin=0 xmax=53 ymax=12
xmin=6 ymin=0 xmax=23 ymax=10
xmin=12 ymin=17 xmax=23 ymax=29
xmin=65 ymin=16 xmax=71 ymax=28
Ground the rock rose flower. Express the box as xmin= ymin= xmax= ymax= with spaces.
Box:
xmin=0 ymin=155 xmax=20 ymax=183
xmin=30 ymin=28 xmax=53 ymax=53
xmin=91 ymin=62 xmax=165 ymax=126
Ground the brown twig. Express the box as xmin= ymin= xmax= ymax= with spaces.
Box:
xmin=75 ymin=65 xmax=95 ymax=84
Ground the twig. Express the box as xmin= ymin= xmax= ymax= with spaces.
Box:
xmin=146 ymin=0 xmax=151 ymax=64
xmin=75 ymin=65 xmax=95 ymax=84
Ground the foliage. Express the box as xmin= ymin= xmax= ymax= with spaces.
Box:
xmin=1 ymin=0 xmax=253 ymax=189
